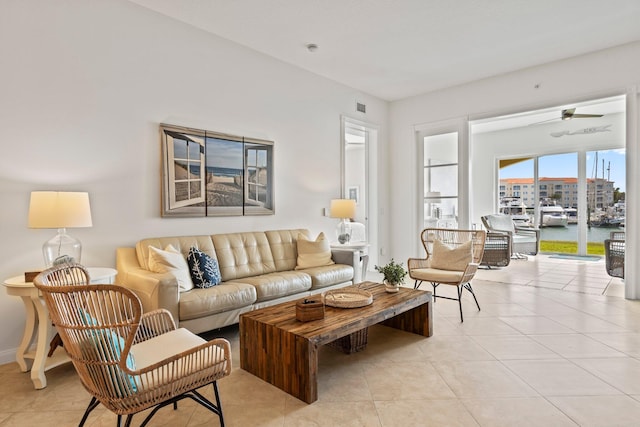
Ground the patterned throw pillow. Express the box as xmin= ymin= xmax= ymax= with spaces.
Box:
xmin=187 ymin=247 xmax=222 ymax=288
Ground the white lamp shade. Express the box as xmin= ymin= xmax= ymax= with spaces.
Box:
xmin=28 ymin=191 xmax=93 ymax=229
xmin=330 ymin=199 xmax=356 ymax=219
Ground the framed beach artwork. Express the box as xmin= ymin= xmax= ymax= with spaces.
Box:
xmin=160 ymin=124 xmax=274 ymax=217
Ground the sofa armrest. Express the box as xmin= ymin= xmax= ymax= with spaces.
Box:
xmin=116 ymin=247 xmax=180 ymax=323
xmin=331 ymin=249 xmax=358 ymax=267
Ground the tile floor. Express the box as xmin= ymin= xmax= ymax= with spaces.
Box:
xmin=1 ymin=255 xmax=639 ymax=426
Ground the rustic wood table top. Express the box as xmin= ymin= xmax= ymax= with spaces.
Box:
xmin=240 ymin=281 xmax=432 ymax=346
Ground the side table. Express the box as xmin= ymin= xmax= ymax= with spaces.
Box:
xmin=330 ymin=242 xmax=369 ymax=284
xmin=3 ymin=267 xmax=117 ymax=389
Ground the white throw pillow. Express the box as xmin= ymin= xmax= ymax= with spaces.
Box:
xmin=148 ymin=244 xmax=194 ymax=292
xmin=295 ymin=232 xmax=335 ymax=270
xmin=430 ymin=239 xmax=473 ymax=271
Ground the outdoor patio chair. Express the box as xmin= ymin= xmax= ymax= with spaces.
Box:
xmin=33 ymin=263 xmax=231 ymax=427
xmin=408 ymin=228 xmax=486 ymax=322
xmin=481 ymin=213 xmax=539 ymax=258
xmin=605 ymin=231 xmax=625 ymax=279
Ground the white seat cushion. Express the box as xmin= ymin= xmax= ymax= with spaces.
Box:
xmin=410 ymin=267 xmax=464 ymax=284
xmin=131 ymin=328 xmax=206 ymax=370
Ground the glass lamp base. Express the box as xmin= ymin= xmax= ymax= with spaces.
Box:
xmin=42 ymin=228 xmax=82 ymax=268
xmin=336 ymin=220 xmax=352 ymax=245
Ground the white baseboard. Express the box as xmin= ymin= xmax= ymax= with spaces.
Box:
xmin=0 ymin=348 xmax=17 ymax=366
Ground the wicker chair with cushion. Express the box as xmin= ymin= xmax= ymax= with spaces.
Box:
xmin=605 ymin=231 xmax=625 ymax=279
xmin=408 ymin=228 xmax=486 ymax=322
xmin=481 ymin=214 xmax=539 ymax=258
xmin=480 ymin=232 xmax=511 ymax=268
xmin=34 ymin=263 xmax=231 ymax=427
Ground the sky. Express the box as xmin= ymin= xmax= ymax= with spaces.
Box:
xmin=500 ymin=149 xmax=626 ymax=192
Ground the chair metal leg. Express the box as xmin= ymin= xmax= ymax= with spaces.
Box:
xmin=213 ymin=381 xmax=225 ymax=427
xmin=431 ymin=282 xmax=438 ymax=303
xmin=464 ymin=282 xmax=481 ymax=311
xmin=457 ymin=285 xmax=464 ymax=322
xmin=414 ymin=280 xmax=422 ymax=290
xmin=79 ymin=396 xmax=100 ymax=427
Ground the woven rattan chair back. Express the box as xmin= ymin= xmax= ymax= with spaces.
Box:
xmin=34 ymin=264 xmax=142 ymax=403
xmin=409 ymin=228 xmax=486 ymax=322
xmin=420 ymin=228 xmax=486 ymax=264
xmin=34 ymin=263 xmax=232 ymax=427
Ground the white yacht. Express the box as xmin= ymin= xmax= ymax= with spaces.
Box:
xmin=500 ymin=197 xmax=532 ymax=226
xmin=540 ymin=200 xmax=568 ymax=227
xmin=564 ymin=207 xmax=578 ymax=224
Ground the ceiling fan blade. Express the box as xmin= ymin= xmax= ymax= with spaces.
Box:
xmin=561 ymin=108 xmax=576 ymax=120
xmin=571 ymin=113 xmax=604 ymax=118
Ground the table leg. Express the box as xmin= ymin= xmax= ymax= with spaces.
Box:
xmin=15 ymin=296 xmax=37 ymax=372
xmin=30 ymin=294 xmax=52 ymax=389
xmin=240 ymin=317 xmax=319 ymax=403
xmin=381 ymin=297 xmax=433 ymax=337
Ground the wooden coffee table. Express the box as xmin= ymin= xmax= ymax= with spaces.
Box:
xmin=239 ymin=282 xmax=433 ymax=403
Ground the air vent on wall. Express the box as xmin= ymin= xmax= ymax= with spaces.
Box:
xmin=356 ymin=102 xmax=366 ymax=113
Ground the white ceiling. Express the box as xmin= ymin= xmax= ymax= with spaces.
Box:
xmin=128 ymin=0 xmax=640 ymax=101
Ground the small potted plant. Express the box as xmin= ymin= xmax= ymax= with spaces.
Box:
xmin=374 ymin=258 xmax=407 ymax=293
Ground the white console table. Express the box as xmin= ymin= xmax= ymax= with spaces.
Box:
xmin=3 ymin=267 xmax=117 ymax=389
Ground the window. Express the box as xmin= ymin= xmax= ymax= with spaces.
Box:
xmin=164 ymin=129 xmax=205 ymax=210
xmin=423 ymin=132 xmax=458 ymax=228
xmin=244 ymin=140 xmax=273 ymax=211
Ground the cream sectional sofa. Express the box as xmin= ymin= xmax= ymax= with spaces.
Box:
xmin=116 ymin=229 xmax=355 ymax=334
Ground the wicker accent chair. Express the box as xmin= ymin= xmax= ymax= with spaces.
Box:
xmin=480 ymin=232 xmax=511 ymax=268
xmin=408 ymin=228 xmax=486 ymax=322
xmin=33 ymin=263 xmax=231 ymax=427
xmin=605 ymin=231 xmax=625 ymax=279
xmin=481 ymin=214 xmax=539 ymax=258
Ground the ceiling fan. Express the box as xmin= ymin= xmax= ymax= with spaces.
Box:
xmin=530 ymin=108 xmax=604 ymax=125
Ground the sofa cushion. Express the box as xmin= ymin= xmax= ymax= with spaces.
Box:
xmin=301 ymin=264 xmax=354 ymax=290
xmin=295 ymin=232 xmax=335 ymax=270
xmin=187 ymin=247 xmax=222 ymax=288
xmin=178 ymin=282 xmax=256 ymax=321
xmin=148 ymin=245 xmax=194 ymax=292
xmin=229 ymin=271 xmax=312 ymax=303
xmin=212 ymin=232 xmax=276 ymax=281
xmin=265 ymin=229 xmax=310 ymax=271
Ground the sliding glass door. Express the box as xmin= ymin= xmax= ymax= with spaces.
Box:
xmin=499 ymin=150 xmax=625 ymax=255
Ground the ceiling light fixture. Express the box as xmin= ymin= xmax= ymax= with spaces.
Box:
xmin=306 ymin=43 xmax=318 ymax=52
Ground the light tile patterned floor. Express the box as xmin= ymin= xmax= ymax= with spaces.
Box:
xmin=1 ymin=255 xmax=639 ymax=426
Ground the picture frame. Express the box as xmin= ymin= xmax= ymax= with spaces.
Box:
xmin=348 ymin=186 xmax=359 ymax=205
xmin=160 ymin=124 xmax=274 ymax=217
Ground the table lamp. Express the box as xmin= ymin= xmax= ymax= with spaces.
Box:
xmin=28 ymin=191 xmax=93 ymax=267
xmin=330 ymin=199 xmax=356 ymax=244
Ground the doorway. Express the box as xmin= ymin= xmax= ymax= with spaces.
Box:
xmin=341 ymin=116 xmax=379 ymax=268
xmin=471 ymin=95 xmax=626 ymax=258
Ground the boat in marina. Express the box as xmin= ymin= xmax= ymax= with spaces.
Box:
xmin=564 ymin=207 xmax=578 ymax=224
xmin=540 ymin=200 xmax=568 ymax=227
xmin=500 ymin=197 xmax=532 ymax=225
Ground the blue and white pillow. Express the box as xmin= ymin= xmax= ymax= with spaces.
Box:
xmin=187 ymin=247 xmax=222 ymax=288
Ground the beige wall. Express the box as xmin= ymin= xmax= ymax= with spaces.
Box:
xmin=0 ymin=0 xmax=389 ymax=362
